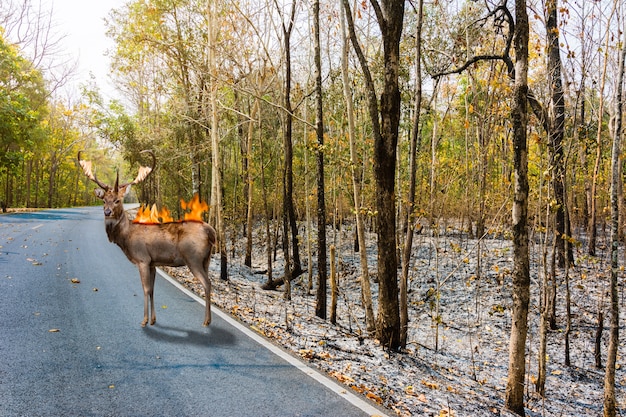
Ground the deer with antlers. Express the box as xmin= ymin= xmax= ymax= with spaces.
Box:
xmin=78 ymin=151 xmax=216 ymax=327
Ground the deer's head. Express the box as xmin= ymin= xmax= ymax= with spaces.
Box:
xmin=78 ymin=151 xmax=156 ymax=219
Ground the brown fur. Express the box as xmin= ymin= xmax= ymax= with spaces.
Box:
xmin=96 ymin=185 xmax=216 ymax=327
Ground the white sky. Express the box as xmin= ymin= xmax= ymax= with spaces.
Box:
xmin=44 ymin=0 xmax=126 ymax=101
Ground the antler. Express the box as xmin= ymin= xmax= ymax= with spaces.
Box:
xmin=121 ymin=150 xmax=156 ymax=187
xmin=78 ymin=150 xmax=156 ymax=190
xmin=78 ymin=151 xmax=111 ymax=190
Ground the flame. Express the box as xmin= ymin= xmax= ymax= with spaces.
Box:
xmin=133 ymin=204 xmax=174 ymax=224
xmin=132 ymin=194 xmax=208 ymax=224
xmin=181 ymin=193 xmax=209 ymax=222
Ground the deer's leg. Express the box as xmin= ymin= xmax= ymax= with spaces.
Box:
xmin=189 ymin=264 xmax=211 ymax=326
xmin=138 ymin=263 xmax=155 ymax=327
xmin=148 ymin=266 xmax=156 ymax=325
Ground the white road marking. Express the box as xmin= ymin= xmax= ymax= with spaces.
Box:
xmin=31 ymin=224 xmax=44 ymax=230
xmin=156 ymin=267 xmax=389 ymax=417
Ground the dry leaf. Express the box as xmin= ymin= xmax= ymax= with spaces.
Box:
xmin=366 ymin=391 xmax=383 ymax=404
xmin=421 ymin=380 xmax=439 ymax=390
xmin=70 ymin=278 xmax=80 ymax=284
xmin=48 ymin=328 xmax=60 ymax=333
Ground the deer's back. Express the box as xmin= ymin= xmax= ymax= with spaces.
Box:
xmin=124 ymin=221 xmax=216 ymax=266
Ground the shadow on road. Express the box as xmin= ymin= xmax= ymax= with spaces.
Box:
xmin=143 ymin=323 xmax=237 ymax=347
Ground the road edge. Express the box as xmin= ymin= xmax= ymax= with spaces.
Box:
xmin=155 ymin=267 xmax=390 ymax=417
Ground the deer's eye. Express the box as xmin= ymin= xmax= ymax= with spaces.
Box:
xmin=114 ymin=199 xmax=121 ymax=205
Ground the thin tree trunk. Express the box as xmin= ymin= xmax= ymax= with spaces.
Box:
xmin=313 ymin=0 xmax=327 ymax=319
xmin=259 ymin=120 xmax=274 ymax=288
xmin=207 ymin=1 xmax=227 ymax=281
xmin=244 ymin=100 xmax=258 ymax=268
xmin=603 ymin=23 xmax=624 ymax=417
xmin=546 ymin=0 xmax=567 ymax=268
xmin=504 ymin=0 xmax=530 ymax=414
xmin=329 ymin=245 xmax=337 ymax=324
xmin=400 ymin=0 xmax=423 ymax=348
xmin=589 ymin=11 xmax=613 ymax=256
xmin=338 ymin=0 xmax=375 ymax=334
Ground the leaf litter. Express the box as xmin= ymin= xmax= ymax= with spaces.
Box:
xmin=164 ymin=223 xmax=625 ymax=416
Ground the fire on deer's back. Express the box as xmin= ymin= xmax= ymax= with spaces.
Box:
xmin=79 ymin=151 xmax=217 ymax=327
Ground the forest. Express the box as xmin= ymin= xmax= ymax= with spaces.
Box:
xmin=1 ymin=0 xmax=625 ymax=415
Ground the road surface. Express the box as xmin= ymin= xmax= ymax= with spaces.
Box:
xmin=0 ymin=207 xmax=385 ymax=417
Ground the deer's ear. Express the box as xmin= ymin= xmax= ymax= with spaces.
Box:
xmin=94 ymin=188 xmax=105 ymax=199
xmin=122 ymin=184 xmax=132 ymax=198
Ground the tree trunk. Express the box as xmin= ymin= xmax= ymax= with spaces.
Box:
xmin=400 ymin=0 xmax=423 ymax=348
xmin=341 ymin=0 xmax=404 ymax=350
xmin=504 ymin=0 xmax=530 ymax=414
xmin=338 ymin=0 xmax=375 ymax=334
xmin=244 ymin=100 xmax=258 ymax=268
xmin=589 ymin=15 xmax=612 ymax=256
xmin=603 ymin=26 xmax=624 ymax=417
xmin=329 ymin=245 xmax=337 ymax=324
xmin=313 ymin=0 xmax=328 ymax=319
xmin=207 ymin=0 xmax=227 ymax=281
xmin=278 ymin=1 xmax=298 ymax=300
xmin=546 ymin=0 xmax=568 ymax=267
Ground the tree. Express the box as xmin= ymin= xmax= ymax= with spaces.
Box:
xmin=0 ymin=31 xmax=47 ymax=207
xmin=338 ymin=0 xmax=375 ymax=334
xmin=274 ymin=0 xmax=299 ymax=299
xmin=342 ymin=0 xmax=405 ymax=349
xmin=504 ymin=0 xmax=530 ymax=414
xmin=603 ymin=17 xmax=625 ymax=417
xmin=400 ymin=0 xmax=424 ymax=348
xmin=312 ymin=0 xmax=328 ymax=319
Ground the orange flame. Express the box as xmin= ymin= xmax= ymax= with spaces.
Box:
xmin=180 ymin=193 xmax=209 ymax=222
xmin=133 ymin=204 xmax=174 ymax=224
xmin=132 ymin=194 xmax=208 ymax=224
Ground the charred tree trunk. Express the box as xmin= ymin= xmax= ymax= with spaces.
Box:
xmin=313 ymin=0 xmax=328 ymax=319
xmin=341 ymin=0 xmax=404 ymax=349
xmin=504 ymin=0 xmax=530 ymax=414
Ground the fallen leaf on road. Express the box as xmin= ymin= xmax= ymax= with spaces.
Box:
xmin=48 ymin=329 xmax=60 ymax=333
xmin=70 ymin=278 xmax=80 ymax=284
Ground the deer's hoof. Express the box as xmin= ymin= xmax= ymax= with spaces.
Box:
xmin=203 ymin=319 xmax=211 ymax=327
xmin=150 ymin=318 xmax=156 ymax=326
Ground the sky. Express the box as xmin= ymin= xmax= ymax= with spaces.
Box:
xmin=43 ymin=0 xmax=127 ymax=101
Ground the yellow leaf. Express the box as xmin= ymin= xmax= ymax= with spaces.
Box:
xmin=70 ymin=278 xmax=80 ymax=284
xmin=48 ymin=328 xmax=60 ymax=333
xmin=551 ymin=369 xmax=563 ymax=375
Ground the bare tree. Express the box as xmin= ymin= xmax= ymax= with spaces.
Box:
xmin=312 ymin=0 xmax=328 ymax=319
xmin=504 ymin=0 xmax=530 ymax=414
xmin=400 ymin=0 xmax=424 ymax=348
xmin=338 ymin=0 xmax=375 ymax=334
xmin=0 ymin=0 xmax=76 ymax=95
xmin=341 ymin=0 xmax=405 ymax=349
xmin=603 ymin=17 xmax=625 ymax=417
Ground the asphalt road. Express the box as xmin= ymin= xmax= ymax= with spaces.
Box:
xmin=0 ymin=207 xmax=383 ymax=417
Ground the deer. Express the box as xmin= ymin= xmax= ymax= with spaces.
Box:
xmin=78 ymin=150 xmax=217 ymax=327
